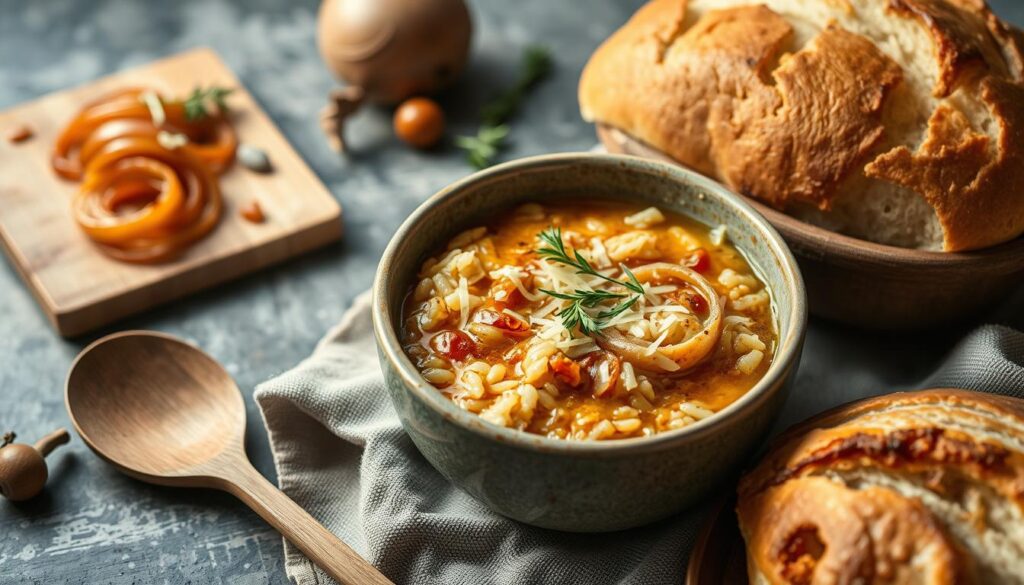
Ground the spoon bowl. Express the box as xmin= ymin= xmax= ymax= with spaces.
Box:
xmin=67 ymin=331 xmax=244 ymax=482
xmin=66 ymin=331 xmax=391 ymax=585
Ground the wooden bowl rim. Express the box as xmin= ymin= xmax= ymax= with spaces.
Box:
xmin=686 ymin=493 xmax=741 ymax=585
xmin=596 ymin=124 xmax=1024 ymax=269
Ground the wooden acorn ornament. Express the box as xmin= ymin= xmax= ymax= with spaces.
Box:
xmin=0 ymin=429 xmax=70 ymax=501
xmin=316 ymin=0 xmax=472 ymax=151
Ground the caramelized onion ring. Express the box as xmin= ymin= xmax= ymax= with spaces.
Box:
xmin=53 ymin=88 xmax=150 ymax=180
xmin=73 ymin=137 xmax=222 ymax=263
xmin=597 ymin=262 xmax=723 ymax=373
xmin=52 ymin=87 xmax=235 ymax=263
xmin=53 ymin=88 xmax=236 ymax=180
xmin=75 ymin=156 xmax=185 ymax=243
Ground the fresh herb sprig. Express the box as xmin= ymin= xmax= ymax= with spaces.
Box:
xmin=454 ymin=125 xmax=509 ymax=170
xmin=456 ymin=46 xmax=552 ymax=169
xmin=481 ymin=46 xmax=553 ymax=127
xmin=183 ymin=86 xmax=234 ymax=120
xmin=535 ymin=227 xmax=645 ymax=335
xmin=548 ymin=296 xmax=602 ymax=334
xmin=536 ymin=227 xmax=644 ymax=293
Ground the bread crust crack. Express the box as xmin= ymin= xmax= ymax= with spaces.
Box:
xmin=887 ymin=0 xmax=1009 ymax=97
xmin=579 ymin=0 xmax=1024 ymax=250
xmin=867 ymin=80 xmax=1024 ymax=250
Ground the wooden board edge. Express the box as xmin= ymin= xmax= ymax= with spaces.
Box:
xmin=0 ymin=222 xmax=62 ymax=332
xmin=0 ymin=46 xmax=346 ymax=337
xmin=51 ymin=197 xmax=345 ymax=316
xmin=52 ymin=214 xmax=343 ymax=338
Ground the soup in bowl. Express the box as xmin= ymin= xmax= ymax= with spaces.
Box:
xmin=401 ymin=202 xmax=776 ymax=440
xmin=373 ymin=154 xmax=806 ymax=532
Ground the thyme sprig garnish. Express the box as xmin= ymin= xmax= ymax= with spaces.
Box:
xmin=535 ymin=227 xmax=645 ymax=335
xmin=537 ymin=228 xmax=644 ymax=293
xmin=546 ymin=296 xmax=603 ymax=334
xmin=183 ymin=86 xmax=234 ymax=120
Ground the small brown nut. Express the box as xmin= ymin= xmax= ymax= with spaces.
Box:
xmin=0 ymin=444 xmax=47 ymax=501
xmin=240 ymin=200 xmax=265 ymax=224
xmin=5 ymin=124 xmax=33 ymax=143
xmin=0 ymin=429 xmax=68 ymax=502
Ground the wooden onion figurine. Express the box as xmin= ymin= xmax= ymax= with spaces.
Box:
xmin=316 ymin=0 xmax=471 ymax=151
xmin=0 ymin=429 xmax=69 ymax=501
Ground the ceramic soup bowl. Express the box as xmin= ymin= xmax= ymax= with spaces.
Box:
xmin=372 ymin=153 xmax=807 ymax=532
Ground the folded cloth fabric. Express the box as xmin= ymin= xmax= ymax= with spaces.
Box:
xmin=924 ymin=324 xmax=1024 ymax=399
xmin=255 ymin=291 xmax=1024 ymax=585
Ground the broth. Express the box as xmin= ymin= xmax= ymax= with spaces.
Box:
xmin=401 ymin=201 xmax=776 ymax=440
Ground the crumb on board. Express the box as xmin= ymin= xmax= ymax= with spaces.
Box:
xmin=240 ymin=200 xmax=265 ymax=223
xmin=6 ymin=124 xmax=33 ymax=143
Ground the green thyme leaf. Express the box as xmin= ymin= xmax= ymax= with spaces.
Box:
xmin=619 ymin=263 xmax=645 ymax=295
xmin=183 ymin=86 xmax=234 ymax=121
xmin=555 ymin=299 xmax=602 ymax=336
xmin=535 ymin=227 xmax=645 ymax=335
xmin=597 ymin=294 xmax=640 ymax=320
xmin=455 ymin=124 xmax=509 ymax=170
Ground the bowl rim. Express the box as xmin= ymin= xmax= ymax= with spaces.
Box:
xmin=372 ymin=152 xmax=807 ymax=456
xmin=596 ymin=123 xmax=1024 ymax=267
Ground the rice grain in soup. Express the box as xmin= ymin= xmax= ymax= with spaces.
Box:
xmin=401 ymin=202 xmax=776 ymax=440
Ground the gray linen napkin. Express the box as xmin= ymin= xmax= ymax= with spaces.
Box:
xmin=255 ymin=291 xmax=1024 ymax=585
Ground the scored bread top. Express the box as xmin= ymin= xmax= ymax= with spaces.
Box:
xmin=579 ymin=0 xmax=1024 ymax=251
xmin=736 ymin=389 xmax=1024 ymax=584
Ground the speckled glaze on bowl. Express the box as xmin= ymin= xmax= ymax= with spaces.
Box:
xmin=372 ymin=153 xmax=807 ymax=532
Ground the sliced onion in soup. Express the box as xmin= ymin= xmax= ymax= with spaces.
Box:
xmin=597 ymin=263 xmax=723 ymax=373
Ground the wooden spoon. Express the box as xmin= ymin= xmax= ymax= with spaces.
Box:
xmin=65 ymin=331 xmax=393 ymax=585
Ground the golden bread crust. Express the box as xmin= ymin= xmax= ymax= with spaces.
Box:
xmin=866 ymin=79 xmax=1024 ymax=250
xmin=736 ymin=389 xmax=1024 ymax=584
xmin=740 ymin=477 xmax=963 ymax=584
xmin=579 ymin=0 xmax=1024 ymax=251
xmin=889 ymin=0 xmax=1010 ymax=96
xmin=715 ymin=22 xmax=902 ymax=210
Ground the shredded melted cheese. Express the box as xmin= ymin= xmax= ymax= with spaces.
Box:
xmin=457 ymin=276 xmax=470 ymax=329
xmin=139 ymin=91 xmax=166 ymax=127
xmin=645 ymin=329 xmax=671 ymax=356
xmin=156 ymin=130 xmax=188 ymax=150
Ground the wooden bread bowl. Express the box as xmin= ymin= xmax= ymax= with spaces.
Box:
xmin=597 ymin=124 xmax=1024 ymax=330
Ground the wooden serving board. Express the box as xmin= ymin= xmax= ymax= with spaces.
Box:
xmin=0 ymin=48 xmax=342 ymax=337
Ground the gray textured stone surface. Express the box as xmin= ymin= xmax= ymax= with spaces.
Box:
xmin=1 ymin=0 xmax=1022 ymax=583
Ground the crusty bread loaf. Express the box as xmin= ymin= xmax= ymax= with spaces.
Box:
xmin=736 ymin=389 xmax=1024 ymax=584
xmin=579 ymin=0 xmax=1024 ymax=251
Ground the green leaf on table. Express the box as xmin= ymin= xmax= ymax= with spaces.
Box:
xmin=459 ymin=45 xmax=552 ymax=169
xmin=455 ymin=125 xmax=510 ymax=169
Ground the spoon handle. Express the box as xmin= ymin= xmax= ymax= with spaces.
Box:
xmin=226 ymin=462 xmax=394 ymax=585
